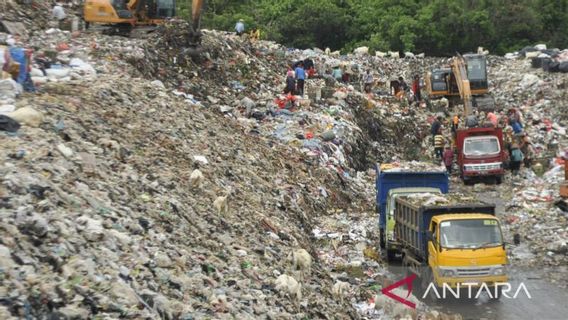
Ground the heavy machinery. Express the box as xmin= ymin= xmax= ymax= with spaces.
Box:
xmin=84 ymin=0 xmax=204 ymax=39
xmin=83 ymin=0 xmax=175 ymax=34
xmin=375 ymin=163 xmax=449 ymax=261
xmin=394 ymin=193 xmax=508 ymax=300
xmin=425 ymin=54 xmax=495 ymax=115
xmin=456 ymin=127 xmax=506 ymax=185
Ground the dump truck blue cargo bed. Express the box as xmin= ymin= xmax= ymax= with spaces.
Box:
xmin=375 ymin=164 xmax=449 ymax=231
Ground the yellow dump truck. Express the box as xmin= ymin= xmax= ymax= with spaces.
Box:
xmin=395 ymin=193 xmax=508 ymax=300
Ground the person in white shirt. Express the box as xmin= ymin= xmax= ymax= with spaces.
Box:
xmin=52 ymin=2 xmax=66 ymax=29
xmin=363 ymin=69 xmax=374 ymax=93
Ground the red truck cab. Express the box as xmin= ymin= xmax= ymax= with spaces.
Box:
xmin=456 ymin=127 xmax=506 ymax=185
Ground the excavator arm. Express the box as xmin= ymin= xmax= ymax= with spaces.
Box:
xmin=192 ymin=0 xmax=203 ymax=33
xmin=451 ymin=54 xmax=473 ymax=117
xmin=186 ymin=0 xmax=204 ymax=50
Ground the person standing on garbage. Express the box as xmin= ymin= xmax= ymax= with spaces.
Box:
xmin=450 ymin=114 xmax=460 ymax=147
xmin=235 ymin=19 xmax=245 ymax=36
xmin=433 ymin=129 xmax=445 ymax=160
xmin=342 ymin=65 xmax=351 ymax=83
xmin=431 ymin=116 xmax=443 ymax=141
xmin=395 ymin=76 xmax=408 ymax=100
xmin=363 ymin=69 xmax=374 ymax=93
xmin=398 ymin=76 xmax=408 ymax=92
xmin=411 ymin=75 xmax=421 ymax=102
xmin=332 ymin=66 xmax=342 ymax=82
xmin=465 ymin=110 xmax=479 ymax=128
xmin=4 ymin=38 xmax=35 ymax=92
xmin=442 ymin=145 xmax=454 ymax=173
xmin=284 ymin=69 xmax=295 ymax=95
xmin=510 ymin=143 xmax=524 ymax=176
xmin=486 ymin=112 xmax=498 ymax=127
xmin=295 ymin=62 xmax=306 ymax=96
xmin=511 ymin=119 xmax=523 ymax=135
xmin=508 ymin=108 xmax=523 ymax=127
xmin=451 ymin=115 xmax=460 ymax=134
xmin=520 ymin=135 xmax=535 ymax=169
xmin=503 ymin=126 xmax=514 ymax=155
xmin=52 ymin=2 xmax=66 ymax=30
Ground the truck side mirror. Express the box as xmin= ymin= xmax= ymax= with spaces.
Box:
xmin=426 ymin=231 xmax=433 ymax=242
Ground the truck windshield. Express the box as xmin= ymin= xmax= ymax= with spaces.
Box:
xmin=463 ymin=136 xmax=500 ymax=156
xmin=156 ymin=0 xmax=175 ymax=17
xmin=466 ymin=57 xmax=486 ymax=80
xmin=440 ymin=219 xmax=502 ymax=249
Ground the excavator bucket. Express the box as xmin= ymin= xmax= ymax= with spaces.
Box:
xmin=472 ymin=95 xmax=495 ymax=112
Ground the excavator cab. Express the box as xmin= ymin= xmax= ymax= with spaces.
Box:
xmin=84 ymin=0 xmax=176 ymax=31
xmin=425 ymin=53 xmax=494 ymax=113
xmin=463 ymin=54 xmax=488 ymax=93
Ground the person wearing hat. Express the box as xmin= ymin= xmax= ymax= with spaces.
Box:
xmin=235 ymin=19 xmax=245 ymax=36
xmin=520 ymin=135 xmax=534 ymax=168
xmin=503 ymin=126 xmax=514 ymax=156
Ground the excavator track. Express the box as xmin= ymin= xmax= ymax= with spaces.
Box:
xmin=91 ymin=24 xmax=157 ymax=38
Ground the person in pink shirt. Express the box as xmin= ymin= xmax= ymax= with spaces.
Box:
xmin=442 ymin=145 xmax=454 ymax=174
xmin=486 ymin=112 xmax=498 ymax=127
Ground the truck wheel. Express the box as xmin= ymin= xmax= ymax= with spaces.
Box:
xmin=421 ymin=270 xmax=439 ymax=302
xmin=386 ymin=249 xmax=397 ymax=263
xmin=495 ymin=176 xmax=503 ymax=185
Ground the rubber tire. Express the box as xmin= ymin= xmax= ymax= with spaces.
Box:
xmin=420 ymin=269 xmax=439 ymax=302
xmin=386 ymin=249 xmax=397 ymax=263
xmin=495 ymin=176 xmax=503 ymax=185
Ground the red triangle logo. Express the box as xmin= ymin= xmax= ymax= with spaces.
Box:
xmin=381 ymin=274 xmax=417 ymax=309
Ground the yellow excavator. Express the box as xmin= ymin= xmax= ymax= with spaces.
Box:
xmin=425 ymin=53 xmax=494 ymax=116
xmin=84 ymin=0 xmax=204 ymax=39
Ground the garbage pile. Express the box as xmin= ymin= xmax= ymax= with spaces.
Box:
xmin=401 ymin=192 xmax=482 ymax=207
xmin=0 ymin=0 xmax=52 ymax=36
xmin=1 ymin=73 xmax=383 ymax=318
xmin=504 ymin=44 xmax=568 ymax=73
xmin=379 ymin=161 xmax=446 ymax=173
xmin=501 ymin=165 xmax=568 ymax=270
xmin=1 ymin=4 xmax=568 ymax=318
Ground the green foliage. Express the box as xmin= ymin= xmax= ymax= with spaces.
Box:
xmin=176 ymin=0 xmax=568 ymax=55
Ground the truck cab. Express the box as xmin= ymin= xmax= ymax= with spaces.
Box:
xmin=385 ymin=187 xmax=442 ymax=260
xmin=427 ymin=214 xmax=508 ymax=292
xmin=456 ymin=127 xmax=506 ymax=184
